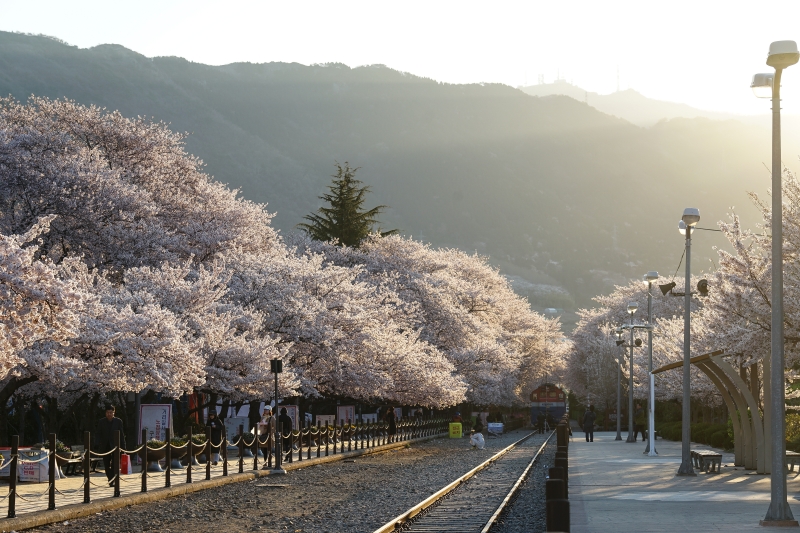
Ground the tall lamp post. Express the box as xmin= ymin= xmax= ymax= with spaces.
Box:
xmin=676 ymin=208 xmax=699 ymax=476
xmin=752 ymin=40 xmax=799 ymax=526
xmin=625 ymin=302 xmax=638 ymax=443
xmin=644 ymin=271 xmax=659 ymax=456
xmin=614 ymin=327 xmax=624 ymax=441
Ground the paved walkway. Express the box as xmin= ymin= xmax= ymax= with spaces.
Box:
xmin=570 ymin=431 xmax=800 ymax=532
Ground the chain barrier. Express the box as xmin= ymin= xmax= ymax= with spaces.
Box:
xmin=54 ymin=478 xmax=87 ymax=496
xmin=3 ymin=419 xmax=449 ymax=517
xmin=14 ymin=483 xmax=54 ymax=501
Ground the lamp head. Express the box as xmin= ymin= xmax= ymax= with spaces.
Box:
xmin=634 ymin=338 xmax=643 ymax=347
xmin=627 ymin=301 xmax=638 ymax=314
xmin=767 ymin=40 xmax=800 ymax=69
xmin=659 ymin=281 xmax=677 ymax=296
xmin=643 ymin=271 xmax=659 ymax=286
xmin=697 ymin=278 xmax=709 ymax=296
xmin=678 ymin=220 xmax=687 ymax=235
xmin=681 ymin=207 xmax=700 ymax=226
xmin=616 ymin=339 xmax=625 ymax=347
xmin=615 ymin=326 xmax=623 ymax=338
xmin=751 ymin=73 xmax=774 ymax=98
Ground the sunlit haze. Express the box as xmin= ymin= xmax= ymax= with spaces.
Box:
xmin=4 ymin=0 xmax=800 ymax=116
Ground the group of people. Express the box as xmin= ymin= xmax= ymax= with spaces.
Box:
xmin=582 ymin=403 xmax=648 ymax=442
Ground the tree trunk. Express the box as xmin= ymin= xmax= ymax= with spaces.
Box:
xmin=0 ymin=375 xmax=38 ymax=446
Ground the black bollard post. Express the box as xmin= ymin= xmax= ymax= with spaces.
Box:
xmin=288 ymin=427 xmax=293 ymax=463
xmin=83 ymin=431 xmax=91 ymax=504
xmin=222 ymin=427 xmax=228 ymax=477
xmin=556 ymin=450 xmax=568 ymax=466
xmin=252 ymin=425 xmax=259 ymax=470
xmin=165 ymin=427 xmax=172 ymax=488
xmin=113 ymin=430 xmax=121 ymax=497
xmin=546 ymin=478 xmax=565 ymax=500
xmin=546 ymin=499 xmax=570 ymax=532
xmin=48 ymin=433 xmax=56 ymax=510
xmin=556 ymin=456 xmax=569 ymax=498
xmin=549 ymin=466 xmax=565 ymax=485
xmin=238 ymin=424 xmax=244 ymax=474
xmin=8 ymin=435 xmax=18 ymax=518
xmin=141 ymin=429 xmax=148 ymax=493
xmin=186 ymin=426 xmax=193 ymax=484
xmin=205 ymin=427 xmax=212 ymax=481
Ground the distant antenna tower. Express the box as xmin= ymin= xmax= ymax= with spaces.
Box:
xmin=538 ymin=74 xmax=544 ymax=85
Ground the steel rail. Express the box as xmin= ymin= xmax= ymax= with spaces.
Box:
xmin=479 ymin=432 xmax=552 ymax=533
xmin=372 ymin=430 xmax=552 ymax=533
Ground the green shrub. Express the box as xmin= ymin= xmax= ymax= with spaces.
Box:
xmin=657 ymin=421 xmax=731 ymax=449
xmin=709 ymin=430 xmax=732 ymax=450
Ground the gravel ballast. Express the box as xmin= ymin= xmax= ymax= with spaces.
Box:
xmin=27 ymin=430 xmax=537 ymax=533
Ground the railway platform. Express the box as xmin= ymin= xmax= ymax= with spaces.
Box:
xmin=570 ymin=431 xmax=800 ymax=532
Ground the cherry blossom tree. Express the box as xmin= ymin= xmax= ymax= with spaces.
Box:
xmin=300 ymin=234 xmax=565 ymax=406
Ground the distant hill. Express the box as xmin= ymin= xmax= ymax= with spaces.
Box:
xmin=0 ymin=31 xmax=782 ymax=310
xmin=520 ymin=80 xmax=740 ymax=126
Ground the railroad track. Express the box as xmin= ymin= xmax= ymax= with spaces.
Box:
xmin=373 ymin=430 xmax=553 ymax=533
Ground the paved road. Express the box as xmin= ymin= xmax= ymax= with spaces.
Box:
xmin=570 ymin=431 xmax=800 ymax=532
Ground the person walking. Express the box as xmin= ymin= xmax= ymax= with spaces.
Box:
xmin=583 ymin=405 xmax=597 ymax=443
xmin=385 ymin=406 xmax=398 ymax=442
xmin=206 ymin=410 xmax=224 ymax=466
xmin=94 ymin=405 xmax=126 ymax=486
xmin=633 ymin=403 xmax=646 ymax=442
xmin=278 ymin=407 xmax=292 ymax=455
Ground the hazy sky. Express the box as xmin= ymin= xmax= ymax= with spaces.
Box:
xmin=4 ymin=0 xmax=800 ymax=115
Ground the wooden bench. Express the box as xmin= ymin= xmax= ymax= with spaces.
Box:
xmin=691 ymin=449 xmax=722 ymax=474
xmin=787 ymin=451 xmax=800 ymax=472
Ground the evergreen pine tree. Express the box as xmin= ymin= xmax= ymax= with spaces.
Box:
xmin=299 ymin=162 xmax=396 ymax=246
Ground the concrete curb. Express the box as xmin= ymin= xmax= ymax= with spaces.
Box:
xmin=0 ymin=433 xmax=446 ymax=532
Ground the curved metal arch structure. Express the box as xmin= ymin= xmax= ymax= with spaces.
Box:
xmin=653 ymin=350 xmax=770 ymax=474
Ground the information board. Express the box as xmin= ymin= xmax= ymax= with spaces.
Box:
xmin=337 ymin=405 xmax=355 ymax=425
xmin=224 ymin=416 xmax=250 ymax=438
xmin=316 ymin=414 xmax=335 ymax=427
xmin=139 ymin=404 xmax=173 ymax=444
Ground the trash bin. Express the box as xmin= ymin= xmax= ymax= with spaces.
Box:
xmin=449 ymin=422 xmax=463 ymax=438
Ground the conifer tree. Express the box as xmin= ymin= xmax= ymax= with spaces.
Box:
xmin=299 ymin=162 xmax=396 ymax=246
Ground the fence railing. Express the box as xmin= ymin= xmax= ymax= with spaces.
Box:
xmin=2 ymin=418 xmax=448 ymax=519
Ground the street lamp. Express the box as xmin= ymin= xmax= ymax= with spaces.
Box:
xmin=753 ymin=40 xmax=799 ymax=526
xmin=643 ymin=271 xmax=659 ymax=456
xmin=625 ymin=302 xmax=638 ymax=443
xmin=676 ymin=208 xmax=699 ymax=476
xmin=614 ymin=327 xmax=624 ymax=441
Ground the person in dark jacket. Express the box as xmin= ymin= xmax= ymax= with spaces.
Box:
xmin=583 ymin=405 xmax=597 ymax=443
xmin=537 ymin=412 xmax=546 ymax=434
xmin=278 ymin=408 xmax=292 ymax=436
xmin=278 ymin=408 xmax=293 ymax=457
xmin=472 ymin=415 xmax=484 ymax=434
xmin=205 ymin=410 xmax=224 ymax=465
xmin=94 ymin=405 xmax=126 ymax=485
xmin=385 ymin=406 xmax=398 ymax=440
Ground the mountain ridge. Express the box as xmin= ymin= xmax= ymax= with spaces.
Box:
xmin=0 ymin=31 xmax=778 ymax=311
